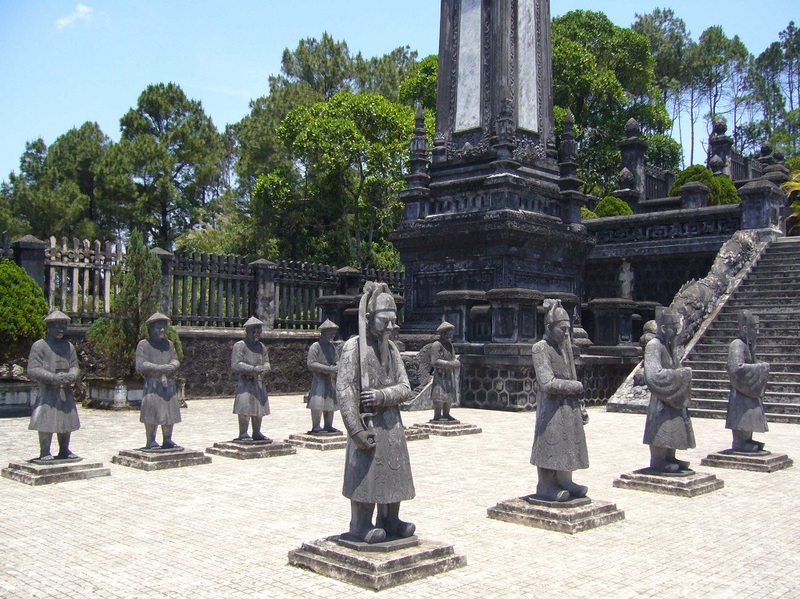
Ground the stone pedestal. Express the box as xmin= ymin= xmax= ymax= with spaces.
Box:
xmin=487 ymin=495 xmax=624 ymax=534
xmin=613 ymin=469 xmax=723 ymax=497
xmin=288 ymin=535 xmax=466 ymax=591
xmin=287 ymin=432 xmax=348 ymax=451
xmin=111 ymin=448 xmax=211 ymax=471
xmin=0 ymin=381 xmax=36 ymax=417
xmin=404 ymin=428 xmax=430 ymax=442
xmin=2 ymin=459 xmax=110 ymax=486
xmin=206 ymin=439 xmax=296 ymax=459
xmin=85 ymin=379 xmax=142 ymax=410
xmin=701 ymin=450 xmax=793 ymax=473
xmin=410 ymin=420 xmax=482 ymax=437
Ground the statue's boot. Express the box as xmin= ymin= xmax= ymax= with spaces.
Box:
xmin=433 ymin=403 xmax=443 ymax=421
xmin=443 ymin=404 xmax=457 ymax=421
xmin=37 ymin=432 xmax=54 ymax=460
xmin=144 ymin=424 xmax=160 ymax=449
xmin=752 ymin=439 xmax=765 ymax=451
xmin=666 ymin=452 xmax=690 ymax=470
xmin=377 ymin=502 xmax=415 ymax=539
xmin=732 ymin=431 xmax=760 ymax=453
xmin=322 ymin=411 xmax=341 ymax=433
xmin=236 ymin=415 xmax=251 ymax=440
xmin=556 ymin=471 xmax=588 ymax=498
xmin=251 ymin=417 xmax=271 ymax=442
xmin=650 ymin=446 xmax=680 ymax=473
xmin=161 ymin=425 xmax=180 ymax=449
xmin=349 ymin=501 xmax=386 ymax=544
xmin=537 ymin=467 xmax=569 ymax=502
xmin=309 ymin=409 xmax=324 ymax=434
xmin=55 ymin=432 xmax=78 ymax=459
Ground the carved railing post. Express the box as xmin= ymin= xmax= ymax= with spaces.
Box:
xmin=12 ymin=235 xmax=47 ymax=293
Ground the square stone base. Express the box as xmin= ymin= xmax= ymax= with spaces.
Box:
xmin=404 ymin=428 xmax=430 ymax=442
xmin=287 ymin=432 xmax=348 ymax=451
xmin=206 ymin=440 xmax=296 ymax=459
xmin=487 ymin=495 xmax=625 ymax=534
xmin=410 ymin=421 xmax=482 ymax=437
xmin=613 ymin=469 xmax=723 ymax=497
xmin=111 ymin=448 xmax=211 ymax=471
xmin=701 ymin=450 xmax=793 ymax=473
xmin=288 ymin=535 xmax=466 ymax=591
xmin=2 ymin=459 xmax=111 ymax=486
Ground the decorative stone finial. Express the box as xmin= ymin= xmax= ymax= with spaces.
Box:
xmin=713 ymin=118 xmax=727 ymax=136
xmin=618 ymin=167 xmax=635 ymax=189
xmin=709 ymin=154 xmax=724 ymax=175
xmin=625 ymin=118 xmax=641 ymax=139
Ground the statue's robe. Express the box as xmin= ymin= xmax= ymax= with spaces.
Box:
xmin=529 ymin=337 xmax=589 ymax=471
xmin=231 ymin=339 xmax=270 ymax=417
xmin=430 ymin=339 xmax=459 ymax=407
xmin=643 ymin=338 xmax=695 ymax=449
xmin=306 ymin=340 xmax=338 ymax=412
xmin=726 ymin=338 xmax=769 ymax=433
xmin=337 ymin=335 xmax=415 ymax=503
xmin=136 ymin=338 xmax=181 ymax=425
xmin=28 ymin=337 xmax=80 ymax=433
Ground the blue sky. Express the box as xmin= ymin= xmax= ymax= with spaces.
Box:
xmin=0 ymin=1 xmax=796 ymax=181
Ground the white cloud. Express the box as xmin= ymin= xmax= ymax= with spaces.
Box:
xmin=55 ymin=4 xmax=93 ymax=29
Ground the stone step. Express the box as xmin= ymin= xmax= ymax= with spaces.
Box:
xmin=688 ymin=408 xmax=800 ymax=424
xmin=713 ymin=311 xmax=800 ymax=320
xmin=693 ymin=379 xmax=800 ymax=393
xmin=690 ymin=370 xmax=800 ymax=383
xmin=691 ymin=388 xmax=800 ymax=403
xmin=686 ymin=363 xmax=800 ymax=375
xmin=689 ymin=398 xmax=800 ymax=416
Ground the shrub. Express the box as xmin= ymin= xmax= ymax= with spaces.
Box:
xmin=0 ymin=260 xmax=49 ymax=363
xmin=85 ymin=230 xmax=182 ymax=379
xmin=669 ymin=165 xmax=740 ymax=206
xmin=581 ymin=206 xmax=598 ymax=220
xmin=594 ymin=196 xmax=633 ymax=217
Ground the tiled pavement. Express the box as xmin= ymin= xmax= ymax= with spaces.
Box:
xmin=1 ymin=396 xmax=798 ymax=598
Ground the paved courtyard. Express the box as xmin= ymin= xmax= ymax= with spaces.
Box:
xmin=1 ymin=395 xmax=798 ymax=598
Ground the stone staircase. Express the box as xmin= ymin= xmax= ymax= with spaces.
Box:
xmin=685 ymin=236 xmax=800 ymax=424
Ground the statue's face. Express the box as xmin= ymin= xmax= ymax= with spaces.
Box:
xmin=742 ymin=322 xmax=758 ymax=344
xmin=320 ymin=329 xmax=336 ymax=343
xmin=371 ymin=309 xmax=397 ymax=339
xmin=549 ymin=321 xmax=570 ymax=345
xmin=150 ymin=321 xmax=168 ymax=340
xmin=246 ymin=325 xmax=262 ymax=341
xmin=47 ymin=322 xmax=67 ymax=340
xmin=660 ymin=322 xmax=677 ymax=343
xmin=442 ymin=328 xmax=455 ymax=341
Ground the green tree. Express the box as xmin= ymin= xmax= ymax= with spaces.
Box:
xmin=103 ymin=83 xmax=227 ymax=249
xmin=277 ymin=91 xmax=414 ymax=268
xmin=0 ymin=260 xmax=49 ymax=363
xmin=398 ymin=54 xmax=438 ymax=111
xmin=594 ymin=195 xmax=634 ymax=217
xmin=669 ymin=164 xmax=740 ymax=205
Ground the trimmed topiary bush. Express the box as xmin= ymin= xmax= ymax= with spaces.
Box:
xmin=0 ymin=260 xmax=49 ymax=364
xmin=594 ymin=196 xmax=633 ymax=217
xmin=581 ymin=206 xmax=598 ymax=220
xmin=669 ymin=165 xmax=740 ymax=206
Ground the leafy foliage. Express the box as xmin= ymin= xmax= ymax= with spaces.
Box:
xmin=669 ymin=165 xmax=740 ymax=205
xmin=0 ymin=260 xmax=49 ymax=363
xmin=581 ymin=206 xmax=598 ymax=220
xmin=398 ymin=54 xmax=438 ymax=111
xmin=594 ymin=196 xmax=634 ymax=217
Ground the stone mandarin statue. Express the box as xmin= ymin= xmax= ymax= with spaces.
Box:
xmin=643 ymin=308 xmax=695 ymax=473
xmin=726 ymin=310 xmax=770 ymax=453
xmin=136 ymin=312 xmax=181 ymax=450
xmin=27 ymin=310 xmax=81 ymax=461
xmin=430 ymin=321 xmax=461 ymax=421
xmin=231 ymin=316 xmax=272 ymax=441
xmin=337 ymin=282 xmax=415 ymax=544
xmin=306 ymin=319 xmax=341 ymax=434
xmin=530 ymin=299 xmax=589 ymax=502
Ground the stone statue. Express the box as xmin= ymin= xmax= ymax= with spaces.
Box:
xmin=643 ymin=308 xmax=695 ymax=473
xmin=231 ymin=316 xmax=271 ymax=441
xmin=726 ymin=310 xmax=770 ymax=453
xmin=430 ymin=321 xmax=460 ymax=421
xmin=27 ymin=310 xmax=81 ymax=461
xmin=619 ymin=260 xmax=634 ymax=300
xmin=306 ymin=319 xmax=340 ymax=434
xmin=530 ymin=299 xmax=589 ymax=502
xmin=337 ymin=281 xmax=415 ymax=544
xmin=136 ymin=312 xmax=181 ymax=450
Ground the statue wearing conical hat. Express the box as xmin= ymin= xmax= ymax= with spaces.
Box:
xmin=27 ymin=310 xmax=81 ymax=461
xmin=231 ymin=316 xmax=272 ymax=441
xmin=430 ymin=321 xmax=460 ymax=422
xmin=726 ymin=310 xmax=770 ymax=453
xmin=643 ymin=308 xmax=695 ymax=473
xmin=336 ymin=282 xmax=415 ymax=544
xmin=136 ymin=312 xmax=182 ymax=450
xmin=530 ymin=299 xmax=589 ymax=502
xmin=306 ymin=319 xmax=340 ymax=434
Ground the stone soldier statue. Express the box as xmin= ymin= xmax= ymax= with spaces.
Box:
xmin=337 ymin=281 xmax=415 ymax=544
xmin=231 ymin=316 xmax=272 ymax=441
xmin=136 ymin=312 xmax=181 ymax=450
xmin=643 ymin=308 xmax=695 ymax=473
xmin=530 ymin=299 xmax=589 ymax=502
xmin=726 ymin=310 xmax=770 ymax=453
xmin=306 ymin=319 xmax=340 ymax=434
xmin=27 ymin=310 xmax=81 ymax=461
xmin=430 ymin=321 xmax=460 ymax=421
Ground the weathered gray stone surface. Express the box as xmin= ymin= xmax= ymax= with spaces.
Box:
xmin=288 ymin=432 xmax=348 ymax=451
xmin=1 ymin=459 xmax=110 ymax=486
xmin=613 ymin=469 xmax=723 ymax=497
xmin=487 ymin=496 xmax=624 ymax=534
xmin=206 ymin=439 xmax=296 ymax=460
xmin=701 ymin=450 xmax=792 ymax=473
xmin=288 ymin=536 xmax=466 ymax=591
xmin=111 ymin=448 xmax=211 ymax=471
xmin=410 ymin=421 xmax=482 ymax=437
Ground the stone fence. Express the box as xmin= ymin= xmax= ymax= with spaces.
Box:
xmin=3 ymin=235 xmax=403 ymax=330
